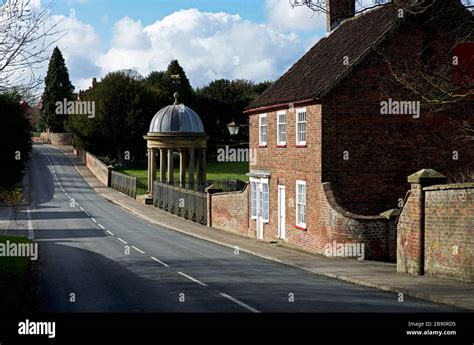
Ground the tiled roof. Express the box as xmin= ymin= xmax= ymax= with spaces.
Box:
xmin=247 ymin=3 xmax=402 ymax=110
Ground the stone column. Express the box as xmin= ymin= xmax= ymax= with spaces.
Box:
xmin=146 ymin=148 xmax=154 ymax=194
xmin=188 ymin=149 xmax=195 ymax=188
xmin=179 ymin=149 xmax=186 ymax=188
xmin=397 ymin=169 xmax=447 ymax=276
xmin=196 ymin=149 xmax=202 ymax=185
xmin=151 ymin=148 xmax=157 ymax=184
xmin=159 ymin=148 xmax=166 ymax=183
xmin=197 ymin=148 xmax=206 ymax=184
xmin=167 ymin=149 xmax=174 ymax=184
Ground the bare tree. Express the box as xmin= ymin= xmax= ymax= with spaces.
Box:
xmin=0 ymin=0 xmax=61 ymax=98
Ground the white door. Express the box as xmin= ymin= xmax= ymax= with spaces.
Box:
xmin=278 ymin=186 xmax=286 ymax=240
xmin=256 ymin=188 xmax=264 ymax=240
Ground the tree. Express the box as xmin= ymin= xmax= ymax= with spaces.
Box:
xmin=0 ymin=0 xmax=60 ymax=95
xmin=195 ymin=79 xmax=272 ymax=143
xmin=65 ymin=71 xmax=167 ymax=163
xmin=40 ymin=47 xmax=74 ymax=132
xmin=0 ymin=92 xmax=32 ymax=190
xmin=161 ymin=60 xmax=194 ymax=104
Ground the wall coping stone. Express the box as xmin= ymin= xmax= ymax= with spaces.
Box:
xmin=407 ymin=169 xmax=447 ymax=185
xmin=424 ymin=182 xmax=474 ymax=191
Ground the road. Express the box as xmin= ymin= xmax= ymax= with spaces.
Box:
xmin=24 ymin=144 xmax=458 ymax=312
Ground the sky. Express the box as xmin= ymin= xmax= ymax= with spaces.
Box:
xmin=28 ymin=0 xmax=328 ymax=92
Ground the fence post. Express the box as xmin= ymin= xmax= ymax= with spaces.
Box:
xmin=107 ymin=165 xmax=115 ymax=187
xmin=398 ymin=169 xmax=447 ymax=276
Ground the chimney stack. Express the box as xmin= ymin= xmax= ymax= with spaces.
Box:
xmin=326 ymin=0 xmax=355 ymax=32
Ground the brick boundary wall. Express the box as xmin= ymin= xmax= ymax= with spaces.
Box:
xmin=74 ymin=149 xmax=112 ymax=186
xmin=425 ymin=183 xmax=473 ymax=282
xmin=321 ymin=182 xmax=397 ymax=261
xmin=209 ymin=184 xmax=250 ymax=237
xmin=39 ymin=132 xmax=73 ymax=146
xmin=397 ymin=170 xmax=473 ymax=282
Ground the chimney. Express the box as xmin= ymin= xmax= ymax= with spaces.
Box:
xmin=92 ymin=77 xmax=97 ymax=88
xmin=326 ymin=0 xmax=355 ymax=32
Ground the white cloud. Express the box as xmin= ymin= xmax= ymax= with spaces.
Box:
xmin=112 ymin=17 xmax=151 ymax=50
xmin=265 ymin=0 xmax=326 ymax=32
xmin=97 ymin=9 xmax=305 ymax=87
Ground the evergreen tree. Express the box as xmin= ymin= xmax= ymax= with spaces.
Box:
xmin=41 ymin=47 xmax=74 ymax=132
xmin=161 ymin=60 xmax=194 ymax=104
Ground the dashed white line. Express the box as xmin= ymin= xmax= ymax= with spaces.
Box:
xmin=98 ymin=224 xmax=105 ymax=229
xmin=219 ymin=293 xmax=260 ymax=313
xmin=177 ymin=272 xmax=208 ymax=287
xmin=106 ymin=230 xmax=114 ymax=236
xmin=117 ymin=237 xmax=128 ymax=244
xmin=26 ymin=208 xmax=34 ymax=240
xmin=85 ymin=211 xmax=91 ymax=217
xmin=79 ymin=206 xmax=85 ymax=211
xmin=91 ymin=217 xmax=97 ymax=223
xmin=131 ymin=246 xmax=145 ymax=254
xmin=150 ymin=256 xmax=169 ymax=267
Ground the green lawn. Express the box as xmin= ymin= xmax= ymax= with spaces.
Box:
xmin=0 ymin=236 xmax=36 ymax=312
xmin=118 ymin=161 xmax=249 ymax=181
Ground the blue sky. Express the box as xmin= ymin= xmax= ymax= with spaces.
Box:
xmin=33 ymin=0 xmax=329 ymax=90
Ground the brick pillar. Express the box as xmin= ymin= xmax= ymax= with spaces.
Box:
xmin=397 ymin=169 xmax=447 ymax=275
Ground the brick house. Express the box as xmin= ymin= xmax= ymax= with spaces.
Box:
xmin=243 ymin=0 xmax=474 ymax=260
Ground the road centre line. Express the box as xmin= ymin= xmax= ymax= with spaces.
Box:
xmin=150 ymin=257 xmax=169 ymax=267
xmin=218 ymin=293 xmax=260 ymax=313
xmin=177 ymin=272 xmax=208 ymax=287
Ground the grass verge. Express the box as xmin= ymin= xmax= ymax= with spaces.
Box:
xmin=0 ymin=235 xmax=37 ymax=313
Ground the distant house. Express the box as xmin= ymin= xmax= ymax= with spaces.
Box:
xmin=244 ymin=0 xmax=474 ymax=260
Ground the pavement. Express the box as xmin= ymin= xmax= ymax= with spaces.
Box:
xmin=41 ymin=143 xmax=474 ymax=311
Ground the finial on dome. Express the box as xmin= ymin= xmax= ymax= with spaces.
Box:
xmin=173 ymin=92 xmax=180 ymax=105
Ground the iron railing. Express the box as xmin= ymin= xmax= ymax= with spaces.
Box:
xmin=110 ymin=171 xmax=137 ymax=198
xmin=153 ymin=181 xmax=207 ymax=225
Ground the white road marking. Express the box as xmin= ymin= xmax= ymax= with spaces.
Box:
xmin=85 ymin=212 xmax=91 ymax=217
xmin=26 ymin=208 xmax=34 ymax=240
xmin=117 ymin=237 xmax=128 ymax=244
xmin=131 ymin=246 xmax=145 ymax=254
xmin=177 ymin=272 xmax=208 ymax=287
xmin=80 ymin=207 xmax=85 ymax=211
xmin=106 ymin=230 xmax=114 ymax=236
xmin=150 ymin=256 xmax=169 ymax=267
xmin=219 ymin=293 xmax=260 ymax=313
xmin=98 ymin=224 xmax=105 ymax=229
xmin=91 ymin=217 xmax=97 ymax=223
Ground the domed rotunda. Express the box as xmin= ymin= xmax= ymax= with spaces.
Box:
xmin=144 ymin=93 xmax=207 ymax=194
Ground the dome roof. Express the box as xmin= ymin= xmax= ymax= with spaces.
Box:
xmin=149 ymin=96 xmax=204 ymax=134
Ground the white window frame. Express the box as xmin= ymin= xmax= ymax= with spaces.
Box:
xmin=277 ymin=110 xmax=286 ymax=146
xmin=250 ymin=177 xmax=270 ymax=223
xmin=261 ymin=180 xmax=269 ymax=223
xmin=259 ymin=113 xmax=267 ymax=147
xmin=250 ymin=181 xmax=257 ymax=220
xmin=296 ymin=180 xmax=307 ymax=229
xmin=296 ymin=108 xmax=307 ymax=146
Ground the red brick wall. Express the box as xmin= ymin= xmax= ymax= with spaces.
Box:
xmin=322 ymin=20 xmax=474 ymax=215
xmin=249 ymin=104 xmax=326 ymax=253
xmin=210 ymin=185 xmax=250 ymax=237
xmin=247 ymin=105 xmax=395 ymax=260
xmin=424 ymin=184 xmax=474 ymax=282
xmin=397 ymin=184 xmax=424 ymax=275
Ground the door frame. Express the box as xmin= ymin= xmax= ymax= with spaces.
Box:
xmin=277 ymin=185 xmax=286 ymax=240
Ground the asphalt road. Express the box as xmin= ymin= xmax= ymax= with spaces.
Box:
xmin=25 ymin=144 xmax=459 ymax=312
